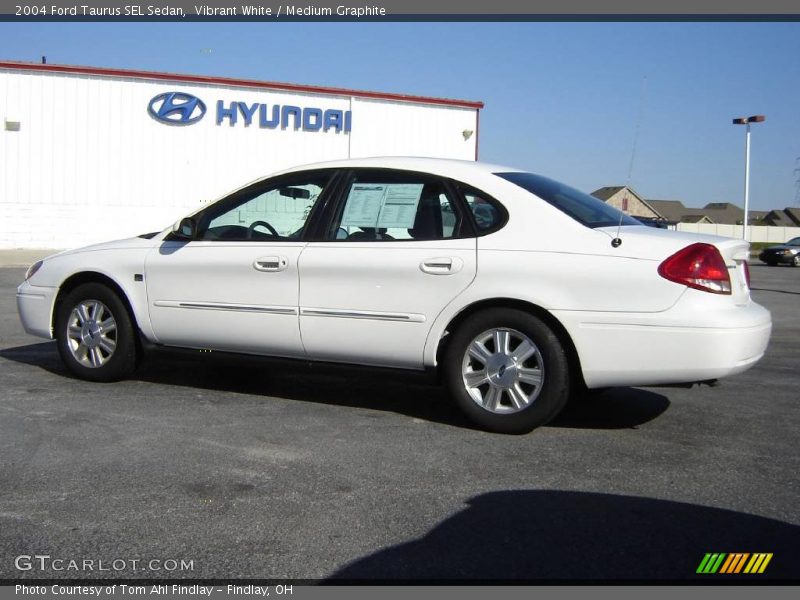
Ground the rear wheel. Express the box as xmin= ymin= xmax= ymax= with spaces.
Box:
xmin=444 ymin=308 xmax=570 ymax=434
xmin=55 ymin=283 xmax=139 ymax=382
xmin=793 ymin=255 xmax=800 ymax=267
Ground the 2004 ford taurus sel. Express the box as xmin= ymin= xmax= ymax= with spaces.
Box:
xmin=17 ymin=158 xmax=772 ymax=433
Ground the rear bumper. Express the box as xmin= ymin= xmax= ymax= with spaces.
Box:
xmin=554 ymin=301 xmax=772 ymax=388
xmin=16 ymin=280 xmax=57 ymax=339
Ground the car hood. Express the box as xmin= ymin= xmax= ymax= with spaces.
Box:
xmin=43 ymin=235 xmax=161 ymax=261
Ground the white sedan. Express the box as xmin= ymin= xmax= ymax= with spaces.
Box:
xmin=16 ymin=158 xmax=772 ymax=433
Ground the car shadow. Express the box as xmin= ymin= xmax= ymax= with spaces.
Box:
xmin=0 ymin=342 xmax=669 ymax=432
xmin=326 ymin=490 xmax=800 ymax=581
xmin=552 ymin=386 xmax=670 ymax=430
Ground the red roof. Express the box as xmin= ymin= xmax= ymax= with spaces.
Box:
xmin=0 ymin=60 xmax=484 ymax=110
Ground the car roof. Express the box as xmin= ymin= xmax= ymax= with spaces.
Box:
xmin=271 ymin=156 xmax=523 ymax=179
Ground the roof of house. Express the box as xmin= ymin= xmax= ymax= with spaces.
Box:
xmin=700 ymin=202 xmax=744 ymax=225
xmin=644 ymin=200 xmax=719 ymax=223
xmin=763 ymin=209 xmax=799 ymax=227
xmin=785 ymin=207 xmax=800 ymax=225
xmin=646 ymin=200 xmax=687 ymax=223
xmin=704 ymin=202 xmax=739 ymax=210
xmin=591 ymin=186 xmax=629 ymax=201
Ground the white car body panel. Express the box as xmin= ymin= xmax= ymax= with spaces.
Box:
xmin=554 ymin=300 xmax=771 ymax=387
xmin=298 ymin=238 xmax=477 ymax=368
xmin=16 ymin=237 xmax=157 ymax=340
xmin=16 ymin=157 xmax=772 ymax=392
xmin=144 ymin=241 xmax=306 ymax=357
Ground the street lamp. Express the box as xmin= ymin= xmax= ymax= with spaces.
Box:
xmin=732 ymin=115 xmax=766 ymax=240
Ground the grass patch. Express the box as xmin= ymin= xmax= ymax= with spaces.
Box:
xmin=748 ymin=242 xmax=781 ymax=252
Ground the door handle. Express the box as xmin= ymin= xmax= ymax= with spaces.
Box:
xmin=253 ymin=256 xmax=288 ymax=272
xmin=420 ymin=257 xmax=463 ymax=275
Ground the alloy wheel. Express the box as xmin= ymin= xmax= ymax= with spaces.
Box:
xmin=461 ymin=327 xmax=545 ymax=414
xmin=65 ymin=299 xmax=118 ymax=368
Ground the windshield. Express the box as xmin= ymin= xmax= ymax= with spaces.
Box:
xmin=496 ymin=172 xmax=641 ymax=229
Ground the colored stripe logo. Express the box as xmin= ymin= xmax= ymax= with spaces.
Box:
xmin=697 ymin=553 xmax=773 ymax=574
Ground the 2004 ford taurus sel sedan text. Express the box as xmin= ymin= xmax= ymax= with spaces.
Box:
xmin=17 ymin=158 xmax=772 ymax=433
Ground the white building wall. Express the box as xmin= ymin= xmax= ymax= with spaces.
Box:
xmin=349 ymin=97 xmax=477 ymax=160
xmin=0 ymin=67 xmax=478 ymax=249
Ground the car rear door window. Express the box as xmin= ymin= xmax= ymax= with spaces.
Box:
xmin=326 ymin=172 xmax=462 ymax=241
xmin=457 ymin=186 xmax=504 ymax=232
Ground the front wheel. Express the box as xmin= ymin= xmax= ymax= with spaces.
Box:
xmin=55 ymin=283 xmax=139 ymax=382
xmin=444 ymin=308 xmax=570 ymax=434
xmin=793 ymin=255 xmax=800 ymax=267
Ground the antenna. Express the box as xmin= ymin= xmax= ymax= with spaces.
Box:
xmin=612 ymin=75 xmax=648 ymax=248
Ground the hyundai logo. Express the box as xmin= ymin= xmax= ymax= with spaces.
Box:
xmin=148 ymin=92 xmax=206 ymax=126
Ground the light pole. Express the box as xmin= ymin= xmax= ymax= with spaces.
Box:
xmin=732 ymin=115 xmax=765 ymax=240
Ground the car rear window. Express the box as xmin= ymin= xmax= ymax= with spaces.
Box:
xmin=496 ymin=172 xmax=641 ymax=229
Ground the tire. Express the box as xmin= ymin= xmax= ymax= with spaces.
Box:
xmin=444 ymin=308 xmax=570 ymax=434
xmin=793 ymin=255 xmax=800 ymax=267
xmin=55 ymin=283 xmax=139 ymax=382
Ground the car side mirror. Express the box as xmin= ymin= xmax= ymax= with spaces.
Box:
xmin=172 ymin=217 xmax=196 ymax=240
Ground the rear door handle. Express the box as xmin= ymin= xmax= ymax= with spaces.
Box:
xmin=254 ymin=256 xmax=288 ymax=272
xmin=420 ymin=257 xmax=463 ymax=275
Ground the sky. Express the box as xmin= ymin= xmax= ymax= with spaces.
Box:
xmin=2 ymin=21 xmax=799 ymax=211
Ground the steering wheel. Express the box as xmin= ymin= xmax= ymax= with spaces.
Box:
xmin=247 ymin=220 xmax=280 ymax=239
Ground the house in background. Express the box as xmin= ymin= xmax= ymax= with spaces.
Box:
xmin=702 ymin=202 xmax=744 ymax=224
xmin=591 ymin=186 xmax=663 ymax=220
xmin=646 ymin=199 xmax=713 ymax=224
xmin=593 ymin=186 xmax=781 ymax=227
xmin=762 ymin=207 xmax=800 ymax=226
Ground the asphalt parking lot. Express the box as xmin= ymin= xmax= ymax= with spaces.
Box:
xmin=0 ymin=263 xmax=798 ymax=582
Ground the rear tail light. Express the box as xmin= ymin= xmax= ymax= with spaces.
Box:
xmin=658 ymin=243 xmax=731 ymax=295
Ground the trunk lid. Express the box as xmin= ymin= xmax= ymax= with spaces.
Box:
xmin=596 ymin=225 xmax=751 ymax=305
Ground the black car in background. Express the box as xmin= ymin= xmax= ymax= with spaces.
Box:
xmin=758 ymin=237 xmax=800 ymax=266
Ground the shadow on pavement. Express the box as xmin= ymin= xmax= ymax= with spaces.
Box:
xmin=1 ymin=342 xmax=669 ymax=432
xmin=327 ymin=490 xmax=800 ymax=581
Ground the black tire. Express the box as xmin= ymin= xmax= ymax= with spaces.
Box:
xmin=444 ymin=308 xmax=570 ymax=434
xmin=793 ymin=255 xmax=800 ymax=267
xmin=55 ymin=283 xmax=139 ymax=382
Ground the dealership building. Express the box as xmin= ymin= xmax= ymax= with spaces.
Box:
xmin=0 ymin=61 xmax=482 ymax=249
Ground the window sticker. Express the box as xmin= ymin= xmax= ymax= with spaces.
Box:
xmin=341 ymin=183 xmax=424 ymax=229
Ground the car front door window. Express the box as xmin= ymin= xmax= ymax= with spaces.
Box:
xmin=197 ymin=177 xmax=328 ymax=242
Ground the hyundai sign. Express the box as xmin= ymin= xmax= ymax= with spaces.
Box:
xmin=148 ymin=92 xmax=207 ymax=126
xmin=148 ymin=92 xmax=351 ymax=133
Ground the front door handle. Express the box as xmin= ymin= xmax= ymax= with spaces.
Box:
xmin=420 ymin=257 xmax=463 ymax=275
xmin=254 ymin=256 xmax=288 ymax=272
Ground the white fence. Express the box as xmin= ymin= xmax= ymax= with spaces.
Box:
xmin=676 ymin=223 xmax=800 ymax=243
